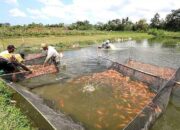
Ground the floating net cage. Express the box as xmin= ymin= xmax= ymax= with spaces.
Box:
xmin=112 ymin=63 xmax=180 ymax=130
xmin=0 ymin=53 xmax=179 ymax=130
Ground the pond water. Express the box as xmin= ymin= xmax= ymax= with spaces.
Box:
xmin=30 ymin=38 xmax=180 ymax=130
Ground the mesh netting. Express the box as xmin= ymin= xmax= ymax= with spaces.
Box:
xmin=0 ymin=64 xmax=58 ymax=86
xmin=123 ymin=68 xmax=180 ymax=130
xmin=17 ymin=55 xmax=113 ymax=88
xmin=98 ymin=59 xmax=178 ymax=130
xmin=126 ymin=60 xmax=175 ymax=80
xmin=111 ymin=62 xmax=167 ymax=92
xmin=24 ymin=53 xmax=46 ymax=65
xmin=1 ymin=53 xmax=179 ymax=130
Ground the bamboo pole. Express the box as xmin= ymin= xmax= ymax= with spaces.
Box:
xmin=0 ymin=71 xmax=30 ymax=77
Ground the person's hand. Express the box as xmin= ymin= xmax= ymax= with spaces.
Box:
xmin=60 ymin=53 xmax=63 ymax=58
xmin=28 ymin=70 xmax=33 ymax=74
xmin=43 ymin=63 xmax=47 ymax=67
xmin=10 ymin=56 xmax=18 ymax=62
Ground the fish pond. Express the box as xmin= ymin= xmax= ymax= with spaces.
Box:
xmin=22 ymin=37 xmax=180 ymax=130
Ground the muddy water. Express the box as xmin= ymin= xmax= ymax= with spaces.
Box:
xmin=33 ymin=70 xmax=155 ymax=130
xmin=31 ymin=38 xmax=180 ymax=130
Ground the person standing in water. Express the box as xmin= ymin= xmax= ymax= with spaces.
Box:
xmin=99 ymin=40 xmax=116 ymax=50
xmin=41 ymin=43 xmax=63 ymax=72
xmin=99 ymin=40 xmax=110 ymax=49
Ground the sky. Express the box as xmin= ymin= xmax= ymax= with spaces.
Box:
xmin=0 ymin=0 xmax=179 ymax=25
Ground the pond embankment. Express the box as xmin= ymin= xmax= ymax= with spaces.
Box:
xmin=0 ymin=80 xmax=33 ymax=129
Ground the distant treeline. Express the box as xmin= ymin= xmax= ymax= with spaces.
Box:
xmin=0 ymin=8 xmax=179 ymax=37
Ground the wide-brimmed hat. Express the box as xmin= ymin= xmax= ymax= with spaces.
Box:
xmin=41 ymin=43 xmax=48 ymax=48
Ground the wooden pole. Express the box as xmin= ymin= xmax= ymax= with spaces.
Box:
xmin=0 ymin=71 xmax=29 ymax=77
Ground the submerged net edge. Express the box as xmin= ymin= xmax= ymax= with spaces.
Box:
xmin=122 ymin=67 xmax=180 ymax=130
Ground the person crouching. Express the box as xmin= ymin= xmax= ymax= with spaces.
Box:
xmin=41 ymin=43 xmax=63 ymax=72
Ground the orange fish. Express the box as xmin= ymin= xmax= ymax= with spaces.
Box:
xmin=113 ymin=113 xmax=119 ymax=117
xmin=155 ymin=106 xmax=162 ymax=113
xmin=59 ymin=99 xmax=64 ymax=108
xmin=119 ymin=115 xmax=126 ymax=119
xmin=139 ymin=113 xmax=146 ymax=117
xmin=115 ymin=104 xmax=122 ymax=110
xmin=116 ymin=123 xmax=126 ymax=128
xmin=126 ymin=108 xmax=132 ymax=111
xmin=96 ymin=110 xmax=104 ymax=116
xmin=95 ymin=124 xmax=102 ymax=129
xmin=127 ymin=103 xmax=131 ymax=108
xmin=123 ymin=119 xmax=130 ymax=124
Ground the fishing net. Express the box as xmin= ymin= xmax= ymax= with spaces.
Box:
xmin=111 ymin=60 xmax=176 ymax=92
xmin=55 ymin=69 xmax=156 ymax=130
xmin=126 ymin=60 xmax=175 ymax=80
xmin=24 ymin=53 xmax=46 ymax=65
xmin=17 ymin=54 xmax=114 ymax=88
xmin=123 ymin=68 xmax=180 ymax=130
xmin=65 ymin=59 xmax=178 ymax=130
xmin=1 ymin=52 xmax=179 ymax=130
xmin=0 ymin=64 xmax=57 ymax=84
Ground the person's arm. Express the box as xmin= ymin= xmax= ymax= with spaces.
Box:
xmin=44 ymin=50 xmax=54 ymax=65
xmin=17 ymin=63 xmax=32 ymax=73
xmin=60 ymin=52 xmax=63 ymax=58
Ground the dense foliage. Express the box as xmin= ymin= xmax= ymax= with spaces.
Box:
xmin=165 ymin=9 xmax=180 ymax=31
xmin=0 ymin=8 xmax=179 ymax=37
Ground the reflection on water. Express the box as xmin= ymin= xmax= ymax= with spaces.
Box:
xmin=30 ymin=38 xmax=180 ymax=130
xmin=60 ymin=39 xmax=180 ymax=77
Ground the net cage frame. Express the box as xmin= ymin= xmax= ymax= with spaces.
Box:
xmin=23 ymin=56 xmax=179 ymax=130
xmin=122 ymin=67 xmax=180 ymax=130
xmin=0 ymin=54 xmax=53 ymax=83
xmin=0 ymin=54 xmax=179 ymax=130
xmin=110 ymin=61 xmax=171 ymax=92
xmin=108 ymin=60 xmax=179 ymax=130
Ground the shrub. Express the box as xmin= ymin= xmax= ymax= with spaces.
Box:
xmin=148 ymin=29 xmax=165 ymax=36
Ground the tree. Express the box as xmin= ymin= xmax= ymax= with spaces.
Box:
xmin=27 ymin=22 xmax=43 ymax=28
xmin=102 ymin=17 xmax=133 ymax=31
xmin=150 ymin=13 xmax=161 ymax=29
xmin=165 ymin=8 xmax=180 ymax=31
xmin=133 ymin=19 xmax=149 ymax=31
xmin=68 ymin=20 xmax=93 ymax=30
xmin=0 ymin=23 xmax=10 ymax=27
xmin=94 ymin=22 xmax=105 ymax=30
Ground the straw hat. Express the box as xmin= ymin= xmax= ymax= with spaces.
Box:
xmin=41 ymin=43 xmax=48 ymax=48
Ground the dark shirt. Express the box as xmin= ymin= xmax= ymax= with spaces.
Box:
xmin=0 ymin=57 xmax=16 ymax=73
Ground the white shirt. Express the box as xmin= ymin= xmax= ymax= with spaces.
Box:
xmin=0 ymin=50 xmax=9 ymax=55
xmin=44 ymin=46 xmax=61 ymax=63
xmin=0 ymin=50 xmax=11 ymax=60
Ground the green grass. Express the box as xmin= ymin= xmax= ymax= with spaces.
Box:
xmin=0 ymin=27 xmax=106 ymax=38
xmin=148 ymin=29 xmax=180 ymax=38
xmin=0 ymin=31 xmax=153 ymax=51
xmin=164 ymin=31 xmax=180 ymax=38
xmin=0 ymin=80 xmax=33 ymax=130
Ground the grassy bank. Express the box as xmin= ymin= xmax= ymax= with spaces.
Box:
xmin=0 ymin=80 xmax=33 ymax=130
xmin=0 ymin=27 xmax=107 ymax=38
xmin=148 ymin=29 xmax=180 ymax=38
xmin=0 ymin=31 xmax=153 ymax=51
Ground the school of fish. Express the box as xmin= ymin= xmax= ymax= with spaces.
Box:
xmin=25 ymin=64 xmax=57 ymax=79
xmin=73 ymin=69 xmax=156 ymax=129
xmin=126 ymin=60 xmax=175 ymax=79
